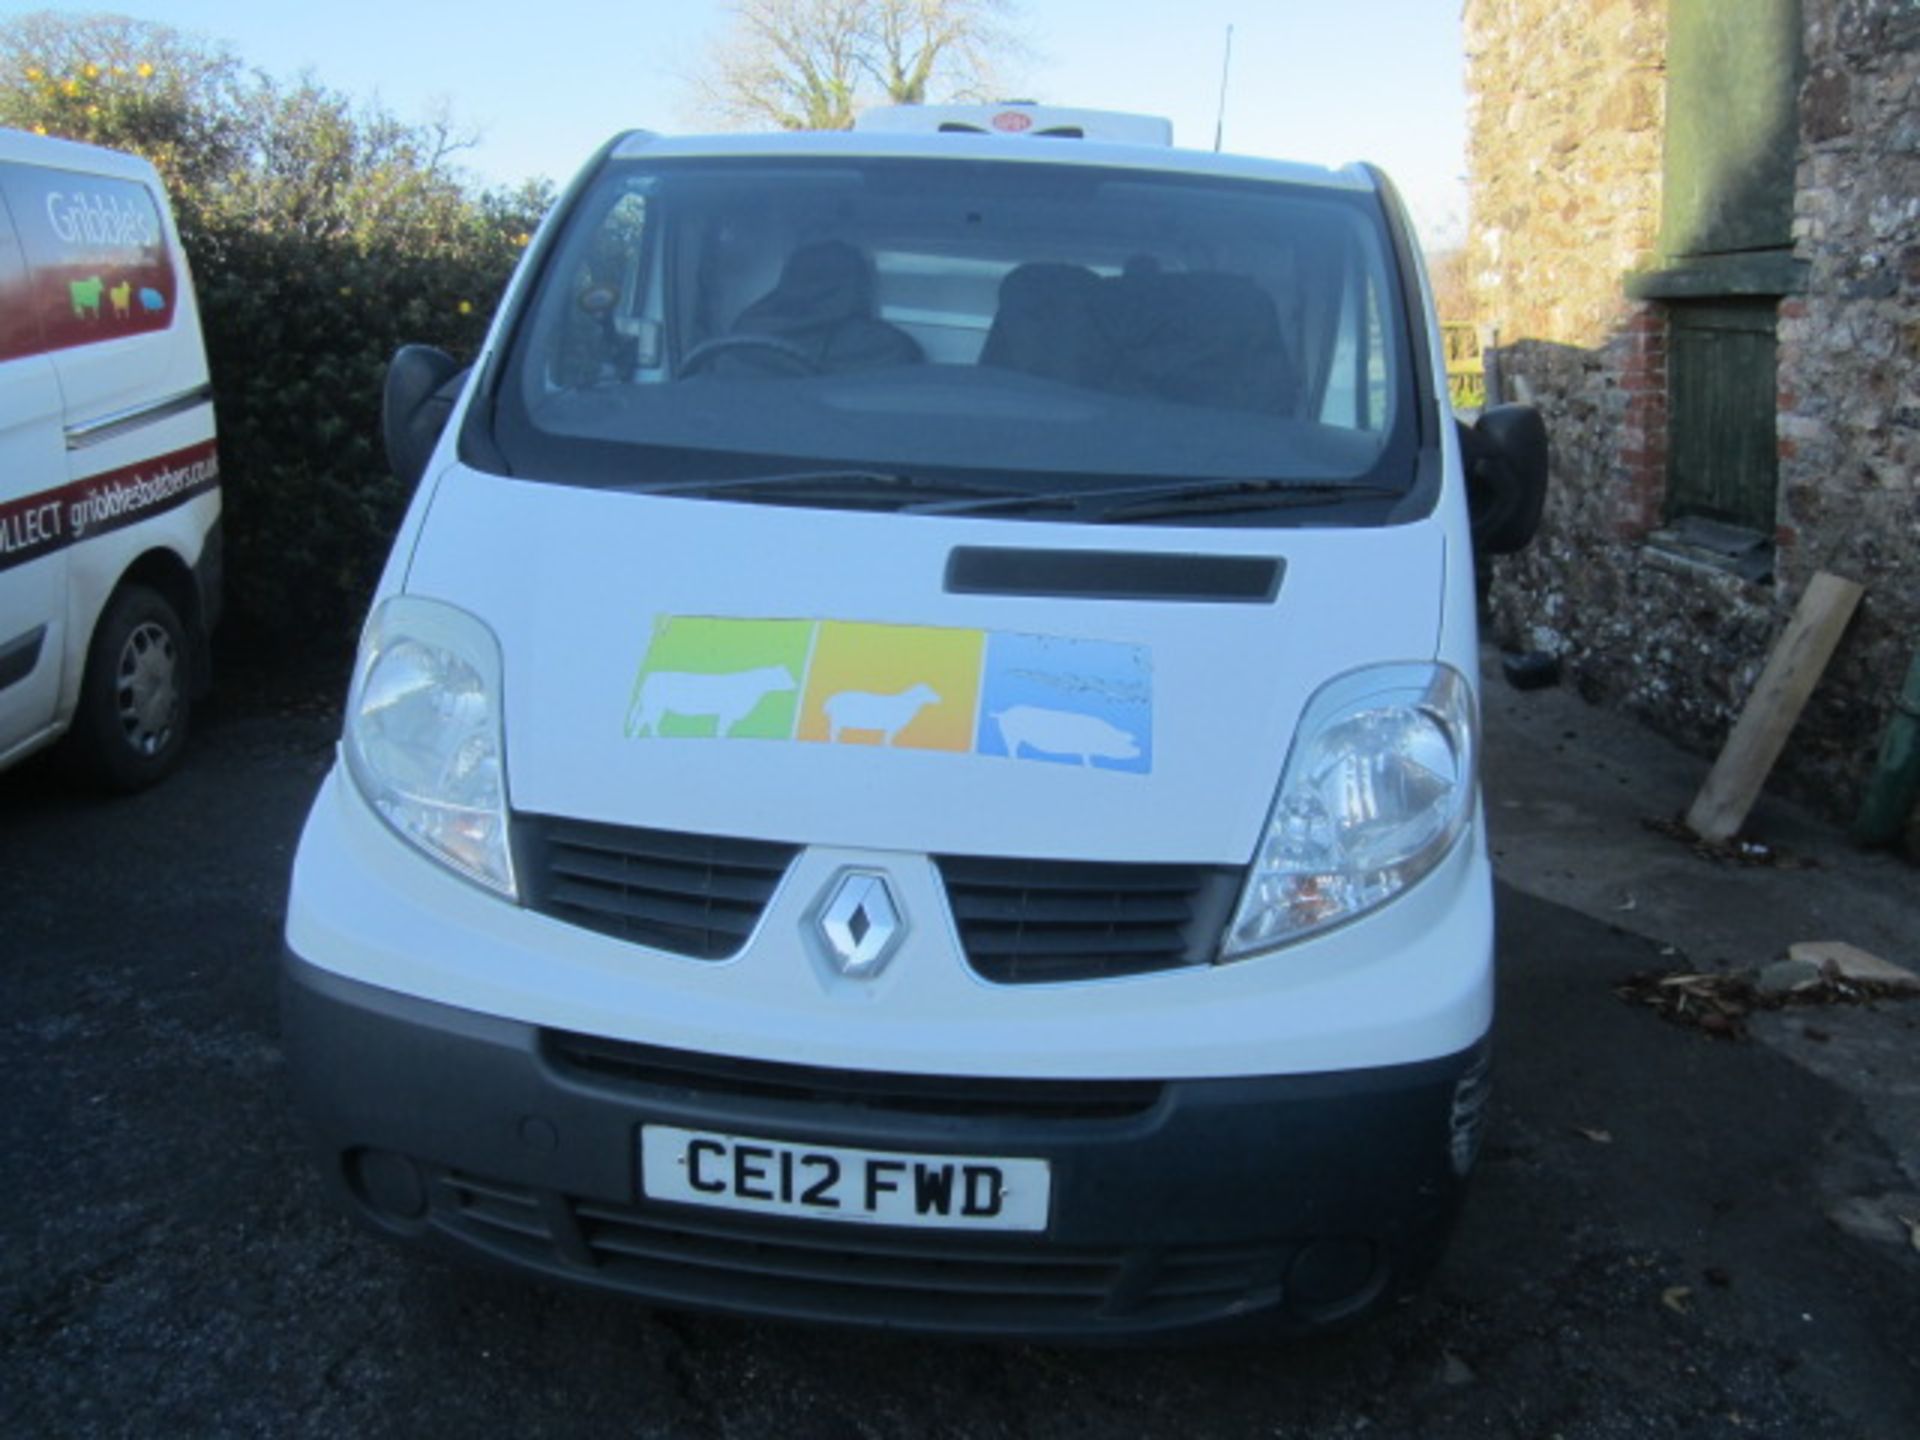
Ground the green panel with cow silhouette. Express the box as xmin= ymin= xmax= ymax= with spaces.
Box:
xmin=624 ymin=616 xmax=813 ymax=739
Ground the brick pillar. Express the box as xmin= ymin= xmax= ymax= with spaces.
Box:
xmin=1613 ymin=303 xmax=1668 ymax=538
xmin=1772 ymin=295 xmax=1807 ymax=553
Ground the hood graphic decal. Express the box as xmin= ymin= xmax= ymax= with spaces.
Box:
xmin=798 ymin=621 xmax=982 ymax=750
xmin=625 ymin=616 xmax=1152 ymax=774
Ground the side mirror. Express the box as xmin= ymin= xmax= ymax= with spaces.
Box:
xmin=1460 ymin=404 xmax=1549 ymax=555
xmin=382 ymin=345 xmax=468 ymax=489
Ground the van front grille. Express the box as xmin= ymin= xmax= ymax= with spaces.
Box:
xmin=542 ymin=1031 xmax=1164 ymax=1122
xmin=934 ymin=855 xmax=1242 ymax=984
xmin=435 ymin=1170 xmax=1291 ymax=1333
xmin=514 ymin=815 xmax=798 ymax=959
xmin=512 ymin=814 xmax=1243 ymax=984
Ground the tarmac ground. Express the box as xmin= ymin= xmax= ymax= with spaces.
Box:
xmin=1 ymin=653 xmax=1916 ymax=1438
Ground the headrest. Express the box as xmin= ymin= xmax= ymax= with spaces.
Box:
xmin=752 ymin=241 xmax=873 ymax=325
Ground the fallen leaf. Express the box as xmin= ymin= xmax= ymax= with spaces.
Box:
xmin=1661 ymin=1285 xmax=1694 ymax=1315
xmin=1574 ymin=1126 xmax=1614 ymax=1145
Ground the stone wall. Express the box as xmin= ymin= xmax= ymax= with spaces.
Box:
xmin=1463 ymin=0 xmax=1920 ymax=827
xmin=1774 ymin=0 xmax=1920 ymax=804
xmin=1464 ymin=0 xmax=1668 ymax=350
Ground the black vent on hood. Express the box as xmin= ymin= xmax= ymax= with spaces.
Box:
xmin=945 ymin=547 xmax=1282 ymax=602
xmin=515 ymin=815 xmax=798 ymax=959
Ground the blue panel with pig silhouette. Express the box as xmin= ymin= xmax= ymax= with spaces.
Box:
xmin=975 ymin=632 xmax=1152 ymax=773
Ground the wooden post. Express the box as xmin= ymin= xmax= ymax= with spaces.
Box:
xmin=1685 ymin=570 xmax=1864 ymax=843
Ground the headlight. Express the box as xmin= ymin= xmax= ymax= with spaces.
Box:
xmin=1223 ymin=662 xmax=1476 ymax=958
xmin=343 ymin=595 xmax=516 ymax=898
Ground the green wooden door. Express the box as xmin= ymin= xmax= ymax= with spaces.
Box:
xmin=1666 ymin=300 xmax=1779 ymax=533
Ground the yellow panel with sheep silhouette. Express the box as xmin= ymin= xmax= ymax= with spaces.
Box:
xmin=797 ymin=622 xmax=984 ymax=751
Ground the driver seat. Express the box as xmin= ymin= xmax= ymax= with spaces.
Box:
xmin=724 ymin=240 xmax=923 ymax=373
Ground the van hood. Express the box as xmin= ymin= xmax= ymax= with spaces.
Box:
xmin=403 ymin=467 xmax=1446 ymax=865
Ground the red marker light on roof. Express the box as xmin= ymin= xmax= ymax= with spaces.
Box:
xmin=991 ymin=111 xmax=1033 ymax=133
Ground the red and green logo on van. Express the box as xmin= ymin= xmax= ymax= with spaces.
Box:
xmin=0 ymin=163 xmax=174 ymax=362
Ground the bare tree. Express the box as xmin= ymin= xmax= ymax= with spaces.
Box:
xmin=688 ymin=0 xmax=1025 ymax=132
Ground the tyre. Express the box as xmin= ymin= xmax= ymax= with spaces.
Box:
xmin=73 ymin=583 xmax=192 ymax=792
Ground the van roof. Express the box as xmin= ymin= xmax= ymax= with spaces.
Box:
xmin=0 ymin=125 xmax=164 ymax=183
xmin=608 ymin=126 xmax=1374 ymax=195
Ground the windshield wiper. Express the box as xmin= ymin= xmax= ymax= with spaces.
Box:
xmin=632 ymin=469 xmax=1024 ymax=508
xmin=1096 ymin=480 xmax=1406 ymax=523
xmin=631 ymin=470 xmax=1402 ymax=522
xmin=909 ymin=477 xmax=1403 ymax=522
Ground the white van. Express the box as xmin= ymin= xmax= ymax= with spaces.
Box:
xmin=0 ymin=128 xmax=219 ymax=789
xmin=283 ymin=105 xmax=1545 ymax=1339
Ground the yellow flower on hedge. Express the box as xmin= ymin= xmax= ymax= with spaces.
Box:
xmin=137 ymin=62 xmax=154 ymax=79
xmin=31 ymin=124 xmax=47 ymax=135
xmin=64 ymin=79 xmax=79 ymax=95
xmin=25 ymin=67 xmax=41 ymax=80
xmin=515 ymin=232 xmax=531 ymax=247
xmin=458 ymin=300 xmax=473 ymax=315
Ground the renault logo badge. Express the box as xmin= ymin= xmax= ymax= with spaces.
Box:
xmin=816 ymin=870 xmax=903 ymax=979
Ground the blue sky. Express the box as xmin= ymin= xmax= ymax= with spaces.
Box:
xmin=5 ymin=1 xmax=1469 ymax=246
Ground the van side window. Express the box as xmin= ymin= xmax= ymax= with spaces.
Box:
xmin=0 ymin=164 xmax=174 ymax=356
xmin=1318 ymin=261 xmax=1392 ymax=433
xmin=552 ymin=189 xmax=655 ymax=388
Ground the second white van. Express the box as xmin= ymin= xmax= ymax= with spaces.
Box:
xmin=0 ymin=127 xmax=219 ymax=789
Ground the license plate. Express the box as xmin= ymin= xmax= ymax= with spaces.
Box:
xmin=640 ymin=1124 xmax=1050 ymax=1232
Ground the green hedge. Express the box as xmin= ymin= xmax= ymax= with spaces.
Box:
xmin=2 ymin=13 xmax=553 ymax=655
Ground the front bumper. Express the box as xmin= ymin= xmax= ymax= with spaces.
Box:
xmin=282 ymin=952 xmax=1489 ymax=1341
xmin=286 ymin=767 xmax=1495 ymax=1081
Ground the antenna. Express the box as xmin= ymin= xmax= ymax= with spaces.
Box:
xmin=1213 ymin=24 xmax=1234 ymax=153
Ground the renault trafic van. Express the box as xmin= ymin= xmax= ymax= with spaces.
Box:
xmin=283 ymin=104 xmax=1546 ymax=1339
xmin=0 ymin=127 xmax=219 ymax=789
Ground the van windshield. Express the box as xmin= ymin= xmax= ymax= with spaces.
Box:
xmin=487 ymin=155 xmax=1421 ymax=525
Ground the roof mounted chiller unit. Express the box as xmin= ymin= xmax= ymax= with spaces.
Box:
xmin=855 ymin=103 xmax=1174 ymax=147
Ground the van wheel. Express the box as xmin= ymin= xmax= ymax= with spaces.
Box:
xmin=75 ymin=584 xmax=191 ymax=792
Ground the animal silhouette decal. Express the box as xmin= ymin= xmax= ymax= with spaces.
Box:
xmin=993 ymin=706 xmax=1141 ymax=765
xmin=627 ymin=665 xmax=797 ymax=737
xmin=62 ymin=277 xmax=164 ymax=325
xmin=824 ymin=684 xmax=941 ymax=745
xmin=626 ymin=618 xmax=1152 ymax=772
xmin=69 ymin=276 xmax=103 ymax=318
